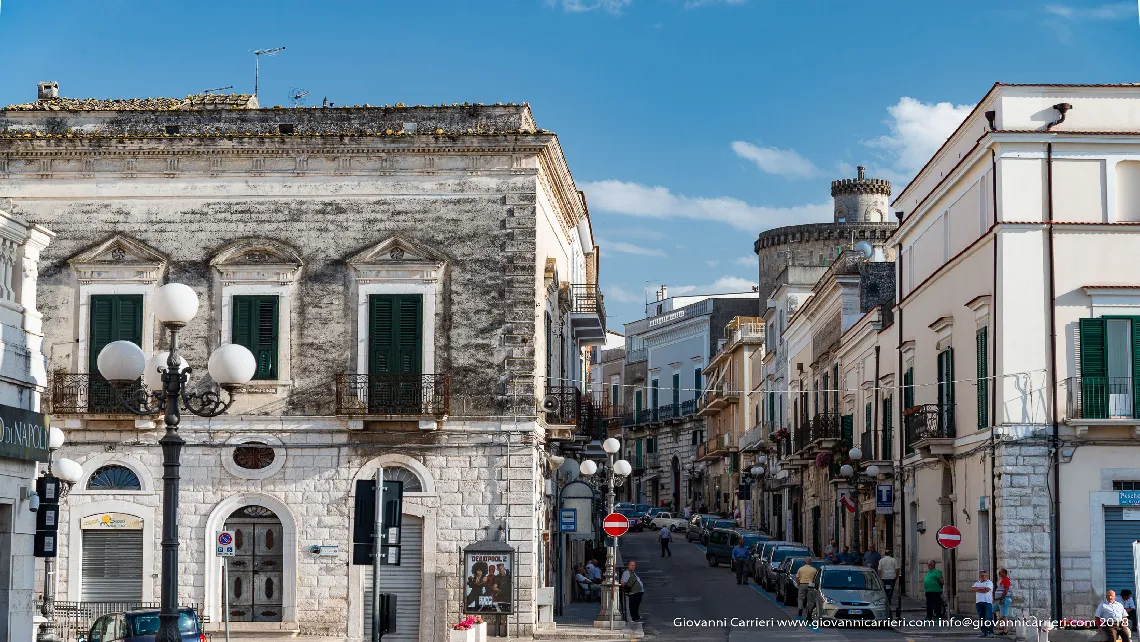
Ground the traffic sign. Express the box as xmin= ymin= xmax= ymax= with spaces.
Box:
xmin=216 ymin=530 xmax=236 ymax=557
xmin=936 ymin=525 xmax=962 ymax=549
xmin=602 ymin=512 xmax=629 ymax=537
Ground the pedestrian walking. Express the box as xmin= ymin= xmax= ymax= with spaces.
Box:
xmin=923 ymin=560 xmax=944 ymax=620
xmin=795 ymin=556 xmax=819 ymax=618
xmin=972 ymin=569 xmax=995 ymax=638
xmin=1096 ymin=590 xmax=1131 ymax=642
xmin=731 ymin=538 xmax=749 ymax=585
xmin=863 ymin=545 xmax=881 ymax=571
xmin=995 ymin=568 xmax=1013 ymax=635
xmin=659 ymin=525 xmax=673 ymax=557
xmin=878 ymin=549 xmax=900 ymax=605
xmin=621 ymin=560 xmax=645 ymax=623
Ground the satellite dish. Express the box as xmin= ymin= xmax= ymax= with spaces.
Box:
xmin=854 ymin=240 xmax=874 ymax=259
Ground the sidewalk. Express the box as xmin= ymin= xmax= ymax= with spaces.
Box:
xmin=533 ymin=600 xmax=645 ymax=640
xmin=889 ymin=593 xmax=1008 ymax=638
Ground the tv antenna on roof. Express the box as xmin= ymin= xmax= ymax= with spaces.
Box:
xmin=202 ymin=85 xmax=234 ymax=95
xmin=289 ymin=88 xmax=310 ymax=107
xmin=253 ymin=46 xmax=286 ymax=100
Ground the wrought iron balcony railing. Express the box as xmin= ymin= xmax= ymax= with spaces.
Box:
xmin=809 ymin=414 xmax=840 ymax=442
xmin=50 ymin=372 xmax=150 ymax=415
xmin=335 ymin=373 xmax=450 ymax=416
xmin=569 ymin=283 xmax=607 ymax=334
xmin=904 ymin=404 xmax=954 ymax=444
xmin=681 ymin=398 xmax=698 ymax=417
xmin=645 ymin=452 xmax=661 ymax=468
xmin=1063 ymin=376 xmax=1139 ymax=420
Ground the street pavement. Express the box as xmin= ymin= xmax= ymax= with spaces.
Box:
xmin=609 ymin=529 xmax=991 ymax=642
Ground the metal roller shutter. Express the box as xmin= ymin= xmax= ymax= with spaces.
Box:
xmin=364 ymin=515 xmax=422 ymax=642
xmin=82 ymin=530 xmax=144 ymax=602
xmin=1105 ymin=508 xmax=1140 ymax=595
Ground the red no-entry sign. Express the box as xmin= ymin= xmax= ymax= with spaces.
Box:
xmin=936 ymin=525 xmax=962 ymax=549
xmin=602 ymin=513 xmax=629 ymax=537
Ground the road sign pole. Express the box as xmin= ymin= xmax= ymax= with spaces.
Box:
xmin=372 ymin=466 xmax=384 ymax=642
xmin=223 ymin=557 xmax=230 ymax=642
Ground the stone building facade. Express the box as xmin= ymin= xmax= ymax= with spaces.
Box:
xmin=0 ymin=85 xmax=605 ymax=640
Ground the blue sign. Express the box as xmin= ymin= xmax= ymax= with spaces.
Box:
xmin=876 ymin=484 xmax=894 ymax=515
xmin=560 ymin=509 xmax=577 ymax=532
xmin=1121 ymin=491 xmax=1140 ymax=506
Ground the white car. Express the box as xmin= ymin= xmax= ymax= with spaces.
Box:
xmin=649 ymin=512 xmax=688 ymax=531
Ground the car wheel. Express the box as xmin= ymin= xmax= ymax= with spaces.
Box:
xmin=707 ymin=555 xmax=718 ymax=567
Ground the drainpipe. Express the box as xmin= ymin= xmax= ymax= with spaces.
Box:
xmin=895 ymin=211 xmax=907 ymax=610
xmin=990 ymin=147 xmax=1000 ymax=581
xmin=1046 ymin=140 xmax=1063 ymax=619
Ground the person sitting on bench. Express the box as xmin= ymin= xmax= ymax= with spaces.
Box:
xmin=574 ymin=565 xmax=600 ymax=600
xmin=1096 ymin=590 xmax=1132 ymax=642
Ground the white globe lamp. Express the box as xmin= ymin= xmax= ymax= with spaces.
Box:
xmin=840 ymin=464 xmax=854 ymax=477
xmin=602 ymin=438 xmax=621 ymax=454
xmin=849 ymin=447 xmax=863 ymax=461
xmin=143 ymin=352 xmax=191 ymax=391
xmin=54 ymin=458 xmax=84 ymax=484
xmin=207 ymin=344 xmax=257 ymax=386
xmin=757 ymin=455 xmax=767 ymax=464
xmin=579 ymin=460 xmax=598 ymax=476
xmin=866 ymin=465 xmax=881 ymax=478
xmin=97 ymin=340 xmax=147 ymax=384
xmin=48 ymin=426 xmax=66 ymax=451
xmin=154 ymin=283 xmax=199 ymax=326
xmin=613 ymin=459 xmax=632 ymax=477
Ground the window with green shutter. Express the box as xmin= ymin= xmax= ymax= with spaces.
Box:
xmin=635 ymin=389 xmax=643 ymax=423
xmin=977 ymin=327 xmax=988 ymax=429
xmin=882 ymin=395 xmax=893 ymax=460
xmin=672 ymin=374 xmax=680 ymax=408
xmin=937 ymin=348 xmax=955 ymax=436
xmin=841 ymin=414 xmax=853 ymax=445
xmin=903 ymin=367 xmax=914 ymax=411
xmin=232 ymin=295 xmax=279 ymax=380
xmin=89 ymin=294 xmax=144 ymax=411
xmin=694 ymin=368 xmax=702 ymax=400
xmin=1079 ymin=316 xmax=1140 ymax=419
xmin=611 ymin=383 xmax=619 ymax=406
xmin=768 ymin=391 xmax=775 ymax=424
xmin=651 ymin=379 xmax=659 ymax=410
xmin=368 ymin=294 xmax=423 ymax=375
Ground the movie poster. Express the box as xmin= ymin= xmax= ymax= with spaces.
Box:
xmin=462 ymin=551 xmax=514 ymax=614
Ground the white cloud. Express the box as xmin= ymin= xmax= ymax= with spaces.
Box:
xmin=602 ymin=284 xmax=642 ymax=303
xmin=548 ymin=0 xmax=632 ymax=13
xmin=597 ymin=238 xmax=666 ymax=257
xmin=864 ymin=97 xmax=974 ymax=174
xmin=731 ymin=141 xmax=819 ymax=178
xmin=671 ymin=275 xmax=758 ymax=296
xmin=706 ymin=260 xmax=720 ymax=268
xmin=581 ymin=180 xmax=831 ymax=232
xmin=733 ymin=255 xmax=756 ymax=266
xmin=1045 ymin=2 xmax=1133 ymax=20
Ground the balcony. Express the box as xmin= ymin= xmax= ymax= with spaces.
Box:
xmin=49 ymin=373 xmax=153 ymax=417
xmin=904 ymin=404 xmax=955 ymax=456
xmin=680 ymin=398 xmax=698 ymax=417
xmin=568 ymin=284 xmax=607 ymax=345
xmin=739 ymin=425 xmax=763 ymax=452
xmin=645 ymin=452 xmax=661 ymax=468
xmin=336 ymin=373 xmax=450 ymax=417
xmin=698 ymin=380 xmax=736 ymax=415
xmin=809 ymin=414 xmax=841 ymax=450
xmin=1062 ymin=376 xmax=1140 ymax=436
xmin=698 ymin=432 xmax=733 ymax=460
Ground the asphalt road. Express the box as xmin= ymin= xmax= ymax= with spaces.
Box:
xmin=616 ymin=529 xmax=980 ymax=642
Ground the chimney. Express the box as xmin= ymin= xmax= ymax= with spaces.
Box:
xmin=659 ymin=285 xmax=668 ymax=301
xmin=37 ymin=81 xmax=59 ymax=101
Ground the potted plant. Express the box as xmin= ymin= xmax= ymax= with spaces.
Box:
xmin=473 ymin=615 xmax=487 ymax=642
xmin=450 ymin=616 xmax=480 ymax=642
xmin=814 ymin=451 xmax=833 ymax=468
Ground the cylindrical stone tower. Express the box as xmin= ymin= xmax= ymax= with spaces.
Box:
xmin=831 ymin=166 xmax=891 ymax=223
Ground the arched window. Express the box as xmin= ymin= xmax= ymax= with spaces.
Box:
xmin=87 ymin=465 xmax=142 ymax=491
xmin=383 ymin=466 xmax=423 ymax=493
xmin=233 ymin=442 xmax=276 ymax=470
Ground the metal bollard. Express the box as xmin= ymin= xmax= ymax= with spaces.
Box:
xmin=1038 ymin=620 xmax=1054 ymax=642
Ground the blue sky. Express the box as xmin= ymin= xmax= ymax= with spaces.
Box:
xmin=2 ymin=0 xmax=1138 ymax=326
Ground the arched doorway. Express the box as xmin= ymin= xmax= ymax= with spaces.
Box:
xmin=671 ymin=456 xmax=681 ymax=509
xmin=223 ymin=505 xmax=284 ymax=622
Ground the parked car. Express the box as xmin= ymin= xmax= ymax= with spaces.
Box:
xmin=86 ymin=608 xmax=205 ymax=642
xmin=615 ymin=502 xmax=634 ymax=511
xmin=634 ymin=503 xmax=651 ymax=515
xmin=702 ymin=519 xmax=738 ymax=545
xmin=649 ymin=511 xmax=688 ymax=531
xmin=751 ymin=539 xmax=792 ymax=579
xmin=685 ymin=514 xmax=718 ymax=543
xmin=616 ymin=508 xmax=643 ymax=532
xmin=804 ymin=565 xmax=889 ymax=623
xmin=761 ymin=544 xmax=812 ymax=591
xmin=707 ymin=529 xmax=766 ymax=567
xmin=646 ymin=507 xmax=668 ymax=520
xmin=774 ymin=556 xmax=828 ymax=605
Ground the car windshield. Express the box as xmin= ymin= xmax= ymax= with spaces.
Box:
xmin=617 ymin=509 xmax=636 ymax=518
xmin=772 ymin=548 xmax=810 ymax=563
xmin=129 ymin=611 xmax=197 ymax=635
xmin=741 ymin=536 xmax=762 ymax=548
xmin=760 ymin=542 xmax=784 ymax=557
xmin=714 ymin=520 xmax=736 ymax=528
xmin=821 ymin=569 xmax=884 ymax=591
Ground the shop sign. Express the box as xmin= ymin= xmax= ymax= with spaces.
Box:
xmin=81 ymin=513 xmax=143 ymax=530
xmin=1120 ymin=491 xmax=1140 ymax=506
xmin=0 ymin=404 xmax=49 ymax=463
xmin=461 ymin=544 xmax=515 ymax=615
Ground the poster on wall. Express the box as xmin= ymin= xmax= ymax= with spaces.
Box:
xmin=462 ymin=549 xmax=515 ymax=614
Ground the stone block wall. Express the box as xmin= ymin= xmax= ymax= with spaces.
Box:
xmin=993 ymin=441 xmax=1054 ymax=619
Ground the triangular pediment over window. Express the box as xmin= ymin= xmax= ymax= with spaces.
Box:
xmin=210 ymin=238 xmax=304 ymax=285
xmin=69 ymin=234 xmax=167 ymax=284
xmin=347 ymin=236 xmax=447 ymax=284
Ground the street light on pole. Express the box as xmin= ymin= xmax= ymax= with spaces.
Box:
xmin=845 ymin=446 xmax=864 ymax=555
xmin=97 ymin=283 xmax=255 ymax=642
xmin=578 ymin=437 xmax=630 ymax=629
xmin=36 ymin=427 xmax=80 ymax=642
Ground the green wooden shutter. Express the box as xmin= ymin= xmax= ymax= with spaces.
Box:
xmin=1079 ymin=318 xmax=1107 ymax=419
xmin=768 ymin=391 xmax=775 ymax=423
xmin=672 ymin=374 xmax=680 ymax=408
xmin=841 ymin=414 xmax=853 ymax=444
xmin=865 ymin=402 xmax=872 ymax=431
xmin=1132 ymin=318 xmax=1140 ymax=420
xmin=368 ymin=294 xmax=423 ymax=375
xmin=882 ymin=395 xmax=893 ymax=460
xmin=611 ymin=383 xmax=619 ymax=406
xmin=89 ymin=294 xmax=144 ymax=372
xmin=651 ymin=379 xmax=659 ymax=410
xmin=977 ymin=327 xmax=988 ymax=429
xmin=903 ymin=367 xmax=914 ymax=411
xmin=694 ymin=368 xmax=702 ymax=400
xmin=232 ymin=296 xmax=279 ymax=380
xmin=635 ymin=389 xmax=643 ymax=422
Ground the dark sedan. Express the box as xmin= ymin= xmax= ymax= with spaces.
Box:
xmin=87 ymin=608 xmax=204 ymax=642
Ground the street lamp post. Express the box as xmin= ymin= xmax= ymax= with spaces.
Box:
xmin=36 ymin=427 xmax=81 ymax=642
xmin=97 ymin=283 xmax=255 ymax=642
xmin=749 ymin=457 xmax=767 ymax=532
xmin=578 ymin=438 xmax=630 ymax=629
xmin=840 ymin=447 xmax=879 ymax=557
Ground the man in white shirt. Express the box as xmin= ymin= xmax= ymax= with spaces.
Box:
xmin=1096 ymin=590 xmax=1131 ymax=642
xmin=586 ymin=559 xmax=602 ymax=582
xmin=877 ymin=550 xmax=900 ymax=604
xmin=683 ymin=506 xmax=692 ymax=520
xmin=971 ymin=570 xmax=995 ymax=638
xmin=620 ymin=561 xmax=645 ymax=622
xmin=659 ymin=525 xmax=672 ymax=557
xmin=574 ymin=565 xmax=600 ymax=600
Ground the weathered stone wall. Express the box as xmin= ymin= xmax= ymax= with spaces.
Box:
xmin=994 ymin=441 xmax=1054 ymax=619
xmin=754 ymin=222 xmax=897 ymax=303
